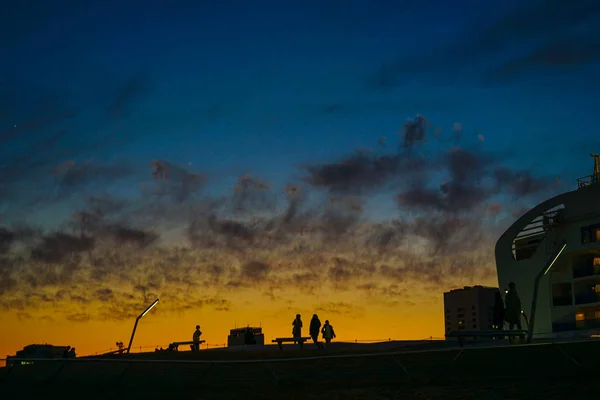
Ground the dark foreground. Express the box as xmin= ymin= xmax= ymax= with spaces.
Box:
xmin=1 ymin=340 xmax=598 ymax=399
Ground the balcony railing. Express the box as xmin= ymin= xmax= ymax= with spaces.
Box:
xmin=576 ymin=318 xmax=600 ymax=330
xmin=553 ymin=321 xmax=576 ymax=332
xmin=573 ymin=265 xmax=600 ymax=279
xmin=552 ymin=296 xmax=573 ymax=307
xmin=555 ymin=318 xmax=600 ymax=332
xmin=574 ymin=293 xmax=600 ymax=305
xmin=577 ymin=174 xmax=600 ymax=189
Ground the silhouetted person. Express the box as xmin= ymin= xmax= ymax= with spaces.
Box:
xmin=193 ymin=325 xmax=202 ymax=351
xmin=310 ymin=314 xmax=323 ymax=348
xmin=68 ymin=347 xmax=76 ymax=358
xmin=492 ymin=290 xmax=505 ymax=331
xmin=292 ymin=314 xmax=303 ymax=343
xmin=321 ymin=320 xmax=336 ymax=347
xmin=244 ymin=327 xmax=256 ymax=345
xmin=505 ymin=282 xmax=522 ymax=331
xmin=63 ymin=346 xmax=71 ymax=359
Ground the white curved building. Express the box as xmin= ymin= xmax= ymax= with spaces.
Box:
xmin=495 ymin=155 xmax=600 ymax=338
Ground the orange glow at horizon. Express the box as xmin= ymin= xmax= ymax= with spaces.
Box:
xmin=1 ymin=277 xmax=499 ymax=362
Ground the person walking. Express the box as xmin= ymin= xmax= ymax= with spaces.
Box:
xmin=292 ymin=314 xmax=303 ymax=344
xmin=321 ymin=320 xmax=336 ymax=347
xmin=309 ymin=314 xmax=323 ymax=349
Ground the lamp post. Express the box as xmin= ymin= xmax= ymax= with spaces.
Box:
xmin=127 ymin=298 xmax=159 ymax=354
xmin=526 ymin=242 xmax=567 ymax=344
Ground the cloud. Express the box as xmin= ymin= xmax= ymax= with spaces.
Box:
xmin=53 ymin=160 xmax=133 ymax=193
xmin=367 ymin=1 xmax=600 ymax=86
xmin=485 ymin=37 xmax=600 ymax=82
xmin=302 ymin=150 xmax=429 ymax=195
xmin=148 ymin=160 xmax=206 ymax=203
xmin=395 ymin=147 xmax=554 ymax=214
xmin=0 ymin=112 xmax=563 ymax=322
xmin=106 ymin=76 xmax=151 ymax=119
xmin=315 ymin=302 xmax=363 ymax=318
xmin=66 ymin=313 xmax=91 ymax=322
xmin=241 ymin=261 xmax=271 ymax=284
xmin=30 ymin=233 xmax=95 ymax=264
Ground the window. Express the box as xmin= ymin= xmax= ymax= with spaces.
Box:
xmin=576 ymin=312 xmax=586 ymax=329
xmin=581 ymin=224 xmax=600 ymax=244
xmin=552 ymin=283 xmax=572 ymax=306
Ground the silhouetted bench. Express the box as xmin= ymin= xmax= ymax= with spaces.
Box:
xmin=169 ymin=340 xmax=205 ymax=351
xmin=272 ymin=337 xmax=311 ymax=350
xmin=447 ymin=330 xmax=527 ymax=347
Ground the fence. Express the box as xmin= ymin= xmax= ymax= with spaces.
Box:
xmin=85 ymin=337 xmax=446 ymax=357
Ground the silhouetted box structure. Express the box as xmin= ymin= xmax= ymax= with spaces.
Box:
xmin=444 ymin=285 xmax=498 ymax=339
xmin=227 ymin=327 xmax=264 ymax=347
xmin=6 ymin=344 xmax=74 ymax=367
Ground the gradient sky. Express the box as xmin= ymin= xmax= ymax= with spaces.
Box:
xmin=1 ymin=0 xmax=600 ymax=358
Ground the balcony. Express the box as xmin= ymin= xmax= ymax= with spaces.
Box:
xmin=574 ymin=293 xmax=600 ymax=305
xmin=511 ymin=206 xmax=565 ymax=260
xmin=555 ymin=319 xmax=600 ymax=332
xmin=577 ymin=173 xmax=599 ymax=189
xmin=573 ymin=264 xmax=600 ymax=279
xmin=552 ymin=296 xmax=573 ymax=307
xmin=576 ymin=318 xmax=600 ymax=330
xmin=552 ymin=321 xmax=576 ymax=332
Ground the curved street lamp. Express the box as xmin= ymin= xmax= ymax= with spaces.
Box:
xmin=526 ymin=242 xmax=567 ymax=344
xmin=127 ymin=298 xmax=159 ymax=354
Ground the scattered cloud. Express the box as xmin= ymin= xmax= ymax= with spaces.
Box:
xmin=0 ymin=112 xmax=563 ymax=322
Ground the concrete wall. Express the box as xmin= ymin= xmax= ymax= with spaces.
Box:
xmin=495 ymin=183 xmax=600 ymax=337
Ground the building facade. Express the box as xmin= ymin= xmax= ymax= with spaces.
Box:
xmin=444 ymin=285 xmax=498 ymax=336
xmin=495 ymin=157 xmax=600 ymax=338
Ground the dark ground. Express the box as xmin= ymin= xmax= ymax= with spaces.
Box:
xmin=1 ymin=340 xmax=598 ymax=399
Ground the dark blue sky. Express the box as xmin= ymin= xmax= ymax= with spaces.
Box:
xmin=2 ymin=0 xmax=600 ymax=227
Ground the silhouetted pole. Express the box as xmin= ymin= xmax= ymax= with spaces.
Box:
xmin=527 ymin=242 xmax=567 ymax=344
xmin=127 ymin=298 xmax=159 ymax=354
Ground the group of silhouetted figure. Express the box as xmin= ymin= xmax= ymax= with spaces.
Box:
xmin=154 ymin=315 xmax=337 ymax=353
xmin=293 ymin=313 xmax=336 ymax=348
xmin=493 ymin=282 xmax=524 ymax=331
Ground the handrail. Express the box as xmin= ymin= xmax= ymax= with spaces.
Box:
xmin=577 ymin=174 xmax=599 ymax=188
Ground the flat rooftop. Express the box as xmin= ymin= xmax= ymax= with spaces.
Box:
xmin=2 ymin=339 xmax=599 ymax=399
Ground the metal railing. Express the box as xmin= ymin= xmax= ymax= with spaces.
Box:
xmin=577 ymin=174 xmax=599 ymax=189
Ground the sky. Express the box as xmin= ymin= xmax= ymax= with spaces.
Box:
xmin=1 ymin=0 xmax=600 ymax=358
